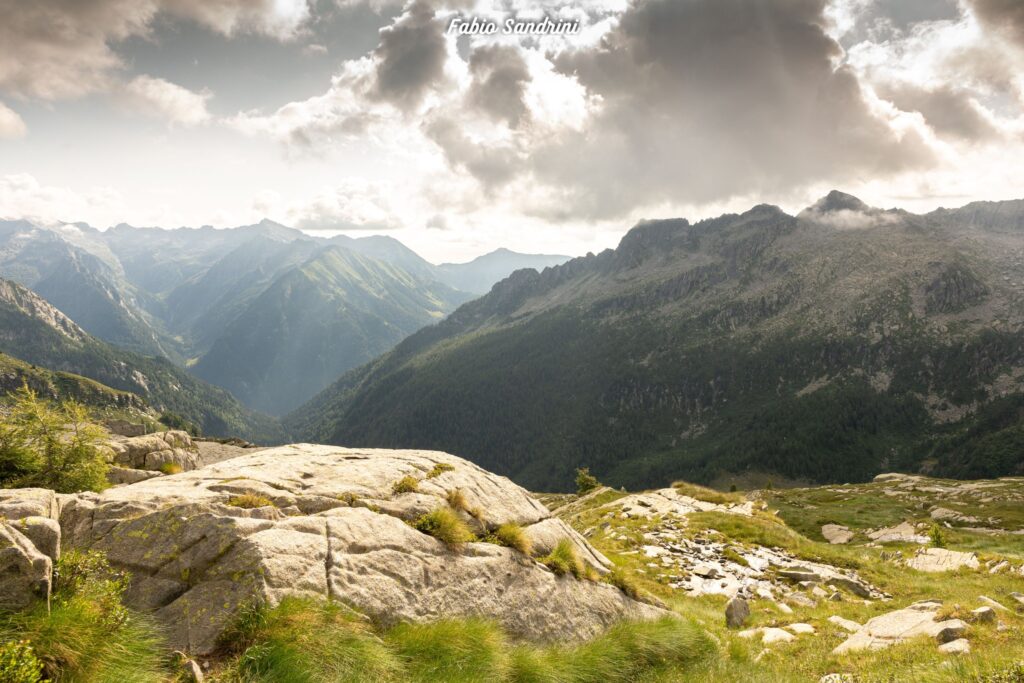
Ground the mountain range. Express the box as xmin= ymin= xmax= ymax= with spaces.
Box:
xmin=0 ymin=218 xmax=568 ymax=415
xmin=287 ymin=192 xmax=1024 ymax=491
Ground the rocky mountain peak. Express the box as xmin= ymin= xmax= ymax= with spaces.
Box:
xmin=808 ymin=190 xmax=872 ymax=214
xmin=0 ymin=278 xmax=86 ymax=341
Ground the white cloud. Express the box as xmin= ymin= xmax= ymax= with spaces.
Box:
xmin=0 ymin=174 xmax=126 ymax=225
xmin=0 ymin=102 xmax=27 ymax=138
xmin=123 ymin=76 xmax=212 ymax=126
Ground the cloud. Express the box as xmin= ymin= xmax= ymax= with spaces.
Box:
xmin=122 ymin=76 xmax=212 ymax=126
xmin=968 ymin=0 xmax=1024 ymax=48
xmin=0 ymin=102 xmax=27 ymax=138
xmin=370 ymin=0 xmax=451 ymax=110
xmin=0 ymin=0 xmax=311 ymax=101
xmin=874 ymin=82 xmax=1000 ymax=141
xmin=0 ymin=174 xmax=125 ymax=224
xmin=285 ymin=180 xmax=402 ymax=231
xmin=466 ymin=45 xmax=531 ymax=127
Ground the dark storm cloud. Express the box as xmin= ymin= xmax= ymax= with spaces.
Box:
xmin=969 ymin=0 xmax=1024 ymax=48
xmin=371 ymin=0 xmax=448 ymax=109
xmin=467 ymin=45 xmax=530 ymax=128
xmin=514 ymin=0 xmax=936 ymax=219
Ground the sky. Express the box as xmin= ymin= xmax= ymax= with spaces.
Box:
xmin=0 ymin=0 xmax=1022 ymax=263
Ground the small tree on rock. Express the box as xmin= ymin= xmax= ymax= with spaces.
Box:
xmin=575 ymin=467 xmax=600 ymax=495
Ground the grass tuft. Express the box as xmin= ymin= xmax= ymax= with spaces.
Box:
xmin=392 ymin=476 xmax=420 ymax=494
xmin=426 ymin=463 xmax=455 ymax=479
xmin=540 ymin=539 xmax=585 ymax=578
xmin=414 ymin=508 xmax=475 ymax=548
xmin=445 ymin=488 xmax=468 ymax=511
xmin=227 ymin=494 xmax=274 ymax=509
xmin=492 ymin=523 xmax=533 ymax=556
xmin=672 ymin=481 xmax=745 ymax=505
xmin=158 ymin=462 xmax=183 ymax=475
xmin=388 ymin=619 xmax=509 ymax=683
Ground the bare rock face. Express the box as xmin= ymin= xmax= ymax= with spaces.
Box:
xmin=832 ymin=600 xmax=967 ymax=654
xmin=0 ymin=522 xmax=52 ymax=610
xmin=53 ymin=445 xmax=660 ymax=654
xmin=905 ymin=548 xmax=980 ymax=572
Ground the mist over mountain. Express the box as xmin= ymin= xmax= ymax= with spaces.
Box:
xmin=288 ymin=193 xmax=1024 ymax=491
xmin=0 ymin=218 xmax=567 ymax=414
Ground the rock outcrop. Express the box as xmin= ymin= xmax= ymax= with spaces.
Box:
xmin=905 ymin=548 xmax=980 ymax=572
xmin=832 ymin=600 xmax=967 ymax=654
xmin=6 ymin=445 xmax=664 ymax=655
xmin=105 ymin=430 xmax=199 ymax=472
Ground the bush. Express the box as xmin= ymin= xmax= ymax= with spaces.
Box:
xmin=0 ymin=640 xmax=43 ymax=683
xmin=575 ymin=468 xmax=600 ymax=495
xmin=426 ymin=463 xmax=454 ymax=479
xmin=228 ymin=494 xmax=275 ymax=509
xmin=0 ymin=384 xmax=108 ymax=493
xmin=541 ymin=539 xmax=585 ymax=578
xmin=492 ymin=523 xmax=532 ymax=556
xmin=392 ymin=476 xmax=420 ymax=494
xmin=0 ymin=550 xmax=168 ymax=682
xmin=930 ymin=524 xmax=946 ymax=548
xmin=414 ymin=508 xmax=475 ymax=548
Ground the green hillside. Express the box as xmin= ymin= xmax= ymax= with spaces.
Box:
xmin=289 ymin=194 xmax=1024 ymax=491
xmin=0 ymin=278 xmax=286 ymax=443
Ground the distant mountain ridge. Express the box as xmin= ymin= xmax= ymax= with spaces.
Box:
xmin=0 ymin=218 xmax=569 ymax=414
xmin=287 ymin=193 xmax=1024 ymax=491
xmin=0 ymin=277 xmax=286 ymax=442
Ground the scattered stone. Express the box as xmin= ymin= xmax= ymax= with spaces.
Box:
xmin=181 ymin=658 xmax=204 ymax=682
xmin=761 ymin=627 xmax=796 ymax=645
xmin=788 ymin=593 xmax=817 ymax=608
xmin=979 ymin=596 xmax=1010 ymax=612
xmin=725 ymin=596 xmax=750 ymax=628
xmin=775 ymin=602 xmax=794 ymax=614
xmin=972 ymin=606 xmax=996 ymax=623
xmin=822 ymin=524 xmax=853 ymax=544
xmin=937 ymin=638 xmax=971 ymax=655
xmin=786 ymin=623 xmax=816 ymax=635
xmin=820 ymin=675 xmax=854 ymax=683
xmin=905 ymin=548 xmax=980 ymax=572
xmin=930 ymin=507 xmax=980 ymax=524
xmin=828 ymin=616 xmax=861 ymax=633
xmin=872 ymin=473 xmax=922 ymax=483
xmin=827 ymin=576 xmax=872 ymax=598
xmin=737 ymin=628 xmax=760 ymax=639
xmin=934 ymin=620 xmax=969 ymax=644
xmin=779 ymin=567 xmax=822 ymax=583
xmin=828 ymin=592 xmax=843 ymax=602
xmin=1009 ymin=592 xmax=1024 ymax=607
xmin=693 ymin=563 xmax=721 ymax=579
xmin=812 ymin=585 xmax=829 ymax=599
xmin=989 ymin=560 xmax=1010 ymax=574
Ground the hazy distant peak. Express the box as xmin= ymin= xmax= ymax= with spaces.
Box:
xmin=0 ymin=278 xmax=86 ymax=341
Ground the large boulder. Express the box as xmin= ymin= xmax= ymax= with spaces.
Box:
xmin=57 ymin=445 xmax=663 ymax=654
xmin=105 ymin=430 xmax=199 ymax=472
xmin=0 ymin=522 xmax=52 ymax=610
xmin=905 ymin=548 xmax=980 ymax=572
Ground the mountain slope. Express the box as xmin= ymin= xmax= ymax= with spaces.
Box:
xmin=0 ymin=278 xmax=286 ymax=442
xmin=193 ymin=245 xmax=472 ymax=415
xmin=288 ymin=193 xmax=1024 ymax=491
xmin=437 ymin=248 xmax=571 ymax=294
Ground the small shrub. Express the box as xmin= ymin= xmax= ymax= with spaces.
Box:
xmin=414 ymin=508 xmax=475 ymax=548
xmin=720 ymin=547 xmax=750 ymax=568
xmin=0 ymin=384 xmax=108 ymax=493
xmin=158 ymin=462 xmax=183 ymax=475
xmin=541 ymin=539 xmax=585 ymax=578
xmin=227 ymin=494 xmax=274 ymax=509
xmin=445 ymin=488 xmax=468 ymax=511
xmin=930 ymin=524 xmax=946 ymax=548
xmin=392 ymin=476 xmax=420 ymax=494
xmin=575 ymin=467 xmax=600 ymax=495
xmin=492 ymin=523 xmax=532 ymax=556
xmin=426 ymin=463 xmax=454 ymax=479
xmin=0 ymin=640 xmax=43 ymax=683
xmin=729 ymin=483 xmax=738 ymax=493
xmin=337 ymin=492 xmax=360 ymax=506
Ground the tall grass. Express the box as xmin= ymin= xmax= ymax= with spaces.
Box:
xmin=0 ymin=551 xmax=169 ymax=683
xmin=215 ymin=600 xmax=714 ymax=683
